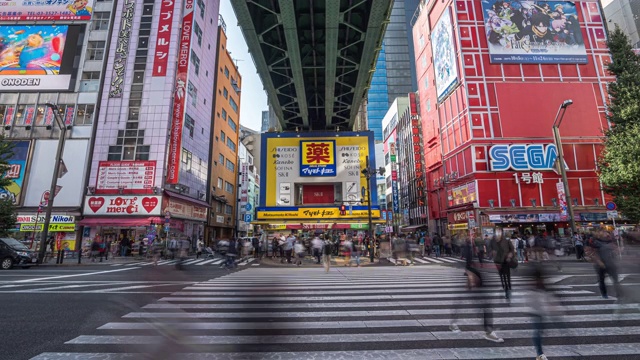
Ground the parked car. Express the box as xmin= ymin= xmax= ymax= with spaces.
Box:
xmin=0 ymin=237 xmax=38 ymax=270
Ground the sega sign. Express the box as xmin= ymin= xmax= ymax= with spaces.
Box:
xmin=489 ymin=144 xmax=558 ymax=171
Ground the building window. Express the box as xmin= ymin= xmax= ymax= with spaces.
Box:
xmin=224 ymin=66 xmax=229 ymax=78
xmin=423 ymin=75 xmax=429 ymax=90
xmin=82 ymin=71 xmax=100 ymax=80
xmin=225 ymin=204 xmax=233 ymax=215
xmin=218 ymin=153 xmax=224 ymax=165
xmin=216 ymin=202 xmax=223 ymax=213
xmin=419 ymin=34 xmax=424 ymax=48
xmin=185 ymin=114 xmax=195 ymax=138
xmin=221 ymin=108 xmax=227 ymax=120
xmin=188 ymin=81 xmax=197 ymax=106
xmin=224 ymin=181 xmax=233 ymax=193
xmin=225 ymin=159 xmax=235 ymax=172
xmin=220 ymin=131 xmax=226 ymax=142
xmin=181 ymin=148 xmax=192 ymax=171
xmin=226 ymin=138 xmax=236 ymax=152
xmin=197 ymin=0 xmax=205 ymax=18
xmin=194 ymin=21 xmax=203 ymax=46
xmin=426 ymin=99 xmax=431 ymax=112
xmin=75 ymin=104 xmax=95 ymax=125
xmin=223 ymin=87 xmax=228 ymax=99
xmin=91 ymin=12 xmax=110 ymax=31
xmin=217 ymin=177 xmax=223 ymax=189
xmin=86 ymin=41 xmax=106 ymax=60
xmin=190 ymin=50 xmax=200 ymax=75
xmin=228 ymin=117 xmax=237 ymax=132
xmin=229 ymin=97 xmax=238 ymax=113
xmin=421 ymin=55 xmax=427 ymax=69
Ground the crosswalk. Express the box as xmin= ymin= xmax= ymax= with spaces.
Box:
xmin=31 ymin=266 xmax=640 ymax=359
xmin=388 ymin=255 xmax=466 ymax=265
xmin=109 ymin=257 xmax=259 ymax=267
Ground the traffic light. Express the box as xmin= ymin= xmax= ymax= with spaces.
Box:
xmin=339 ymin=204 xmax=346 ymax=215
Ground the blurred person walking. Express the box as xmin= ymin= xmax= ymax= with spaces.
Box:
xmin=284 ymin=233 xmax=295 ymax=264
xmin=574 ymin=233 xmax=584 ymax=260
xmin=432 ymin=233 xmax=442 ymax=258
xmin=450 ymin=237 xmax=504 ymax=343
xmin=294 ymin=239 xmax=306 ymax=266
xmin=352 ymin=238 xmax=361 ymax=267
xmin=587 ymin=231 xmax=623 ymax=300
xmin=490 ymin=235 xmax=515 ymax=299
xmin=311 ymin=234 xmax=323 ymax=264
xmin=516 ymin=234 xmax=526 ymax=263
xmin=343 ymin=237 xmax=353 ymax=266
xmin=322 ymin=236 xmax=333 ymax=273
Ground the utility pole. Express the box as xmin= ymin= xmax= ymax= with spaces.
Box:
xmin=552 ymin=99 xmax=577 ymax=236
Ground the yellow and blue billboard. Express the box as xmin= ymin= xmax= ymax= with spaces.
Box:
xmin=259 ymin=131 xmax=378 ymax=220
xmin=300 ymin=140 xmax=336 ymax=177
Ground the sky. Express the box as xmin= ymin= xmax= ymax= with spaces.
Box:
xmin=219 ymin=0 xmax=268 ymax=132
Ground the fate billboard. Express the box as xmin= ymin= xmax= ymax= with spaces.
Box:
xmin=0 ymin=25 xmax=81 ymax=92
xmin=481 ymin=1 xmax=587 ymax=64
xmin=259 ymin=131 xmax=378 ymax=220
xmin=431 ymin=7 xmax=458 ymax=103
xmin=0 ymin=0 xmax=95 ymax=21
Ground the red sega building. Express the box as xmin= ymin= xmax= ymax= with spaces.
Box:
xmin=413 ymin=0 xmax=617 ymax=238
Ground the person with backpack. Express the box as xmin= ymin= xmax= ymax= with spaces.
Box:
xmin=574 ymin=233 xmax=584 ymax=260
xmin=490 ymin=235 xmax=515 ymax=299
xmin=432 ymin=233 xmax=442 ymax=258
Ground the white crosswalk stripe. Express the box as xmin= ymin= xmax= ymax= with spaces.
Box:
xmin=104 ymin=258 xmax=259 ymax=267
xmin=31 ymin=267 xmax=640 ymax=360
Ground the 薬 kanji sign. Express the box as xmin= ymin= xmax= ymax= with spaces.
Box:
xmin=299 ymin=140 xmax=336 ymax=177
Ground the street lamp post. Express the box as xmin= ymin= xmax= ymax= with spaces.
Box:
xmin=37 ymin=103 xmax=69 ymax=264
xmin=552 ymin=99 xmax=577 ymax=236
xmin=361 ymin=156 xmax=385 ymax=262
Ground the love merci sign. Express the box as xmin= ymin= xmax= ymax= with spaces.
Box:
xmin=83 ymin=195 xmax=162 ymax=216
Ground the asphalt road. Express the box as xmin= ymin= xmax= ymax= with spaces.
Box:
xmin=0 ymin=265 xmax=235 ymax=360
xmin=0 ymin=258 xmax=638 ymax=360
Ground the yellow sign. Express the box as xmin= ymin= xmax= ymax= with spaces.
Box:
xmin=19 ymin=223 xmax=76 ymax=232
xmin=257 ymin=208 xmax=381 ymax=220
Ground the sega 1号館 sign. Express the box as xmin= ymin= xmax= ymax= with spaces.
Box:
xmin=489 ymin=144 xmax=558 ymax=171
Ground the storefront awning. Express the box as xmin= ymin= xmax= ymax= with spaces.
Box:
xmin=78 ymin=217 xmax=162 ymax=227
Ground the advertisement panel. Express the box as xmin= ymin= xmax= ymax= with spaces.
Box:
xmin=300 ymin=140 xmax=337 ymax=177
xmin=260 ymin=132 xmax=377 ymax=211
xmin=1 ymin=140 xmax=30 ymax=205
xmin=481 ymin=1 xmax=587 ymax=64
xmin=0 ymin=25 xmax=77 ymax=92
xmin=257 ymin=208 xmax=381 ymax=220
xmin=556 ymin=181 xmax=568 ymax=219
xmin=24 ymin=139 xmax=89 ymax=207
xmin=163 ymin=197 xmax=207 ymax=221
xmin=108 ymin=0 xmax=135 ymax=98
xmin=431 ymin=7 xmax=458 ymax=103
xmin=0 ymin=0 xmax=94 ymax=21
xmin=449 ymin=182 xmax=477 ymax=206
xmin=96 ymin=161 xmax=156 ymax=194
xmin=166 ymin=0 xmax=195 ymax=184
xmin=83 ymin=195 xmax=162 ymax=216
xmin=152 ymin=0 xmax=176 ymax=76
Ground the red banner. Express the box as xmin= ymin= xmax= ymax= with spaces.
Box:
xmin=152 ymin=0 xmax=176 ymax=76
xmin=64 ymin=106 xmax=75 ymax=126
xmin=24 ymin=106 xmax=35 ymax=126
xmin=3 ymin=106 xmax=15 ymax=126
xmin=44 ymin=107 xmax=54 ymax=127
xmin=166 ymin=0 xmax=194 ymax=185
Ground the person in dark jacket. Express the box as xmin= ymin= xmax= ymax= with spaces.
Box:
xmin=490 ymin=235 xmax=515 ymax=299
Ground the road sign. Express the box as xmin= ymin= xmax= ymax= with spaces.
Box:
xmin=606 ymin=201 xmax=616 ymax=211
xmin=607 ymin=210 xmax=618 ymax=220
xmin=244 ymin=214 xmax=252 ymax=222
xmin=245 ymin=203 xmax=252 ymax=211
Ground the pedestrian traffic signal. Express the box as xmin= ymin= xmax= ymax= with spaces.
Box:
xmin=340 ymin=204 xmax=346 ymax=215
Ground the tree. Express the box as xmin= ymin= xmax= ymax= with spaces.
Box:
xmin=0 ymin=135 xmax=16 ymax=236
xmin=599 ymin=27 xmax=640 ymax=223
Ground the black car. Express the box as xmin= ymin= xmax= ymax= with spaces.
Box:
xmin=0 ymin=237 xmax=38 ymax=270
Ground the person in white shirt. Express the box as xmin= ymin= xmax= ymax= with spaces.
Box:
xmin=311 ymin=235 xmax=323 ymax=264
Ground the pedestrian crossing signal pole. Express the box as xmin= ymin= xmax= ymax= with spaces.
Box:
xmin=362 ymin=156 xmax=375 ymax=263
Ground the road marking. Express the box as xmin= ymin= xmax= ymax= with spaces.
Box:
xmin=424 ymin=257 xmax=444 ymax=263
xmin=13 ymin=267 xmax=140 ymax=283
xmin=414 ymin=258 xmax=430 ymax=264
xmin=195 ymin=259 xmax=218 ymax=265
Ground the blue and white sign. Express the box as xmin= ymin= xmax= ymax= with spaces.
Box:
xmin=244 ymin=214 xmax=252 ymax=222
xmin=392 ymin=180 xmax=399 ymax=213
xmin=245 ymin=203 xmax=252 ymax=211
xmin=489 ymin=144 xmax=558 ymax=171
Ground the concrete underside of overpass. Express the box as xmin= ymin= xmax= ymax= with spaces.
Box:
xmin=231 ymin=0 xmax=393 ymax=131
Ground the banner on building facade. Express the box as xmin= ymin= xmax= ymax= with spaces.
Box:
xmin=166 ymin=0 xmax=195 ymax=184
xmin=152 ymin=0 xmax=176 ymax=76
xmin=481 ymin=1 xmax=587 ymax=64
xmin=1 ymin=140 xmax=30 ymax=205
xmin=0 ymin=0 xmax=95 ymax=21
xmin=83 ymin=195 xmax=162 ymax=216
xmin=96 ymin=161 xmax=156 ymax=194
xmin=556 ymin=181 xmax=568 ymax=219
xmin=108 ymin=0 xmax=135 ymax=98
xmin=431 ymin=7 xmax=458 ymax=103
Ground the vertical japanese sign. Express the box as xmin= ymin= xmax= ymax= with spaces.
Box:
xmin=24 ymin=106 xmax=35 ymax=126
xmin=556 ymin=182 xmax=568 ymax=220
xmin=1 ymin=141 xmax=31 ymax=205
xmin=3 ymin=106 xmax=15 ymax=126
xmin=64 ymin=106 xmax=75 ymax=126
xmin=43 ymin=106 xmax=54 ymax=127
xmin=109 ymin=0 xmax=135 ymax=98
xmin=166 ymin=0 xmax=194 ymax=184
xmin=153 ymin=0 xmax=175 ymax=76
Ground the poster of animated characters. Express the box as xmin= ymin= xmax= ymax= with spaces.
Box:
xmin=431 ymin=7 xmax=459 ymax=103
xmin=481 ymin=1 xmax=588 ymax=64
xmin=0 ymin=0 xmax=94 ymax=21
xmin=0 ymin=25 xmax=68 ymax=77
xmin=0 ymin=141 xmax=30 ymax=206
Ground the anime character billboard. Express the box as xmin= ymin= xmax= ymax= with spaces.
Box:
xmin=431 ymin=7 xmax=459 ymax=103
xmin=0 ymin=0 xmax=94 ymax=21
xmin=481 ymin=1 xmax=587 ymax=64
xmin=0 ymin=140 xmax=30 ymax=206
